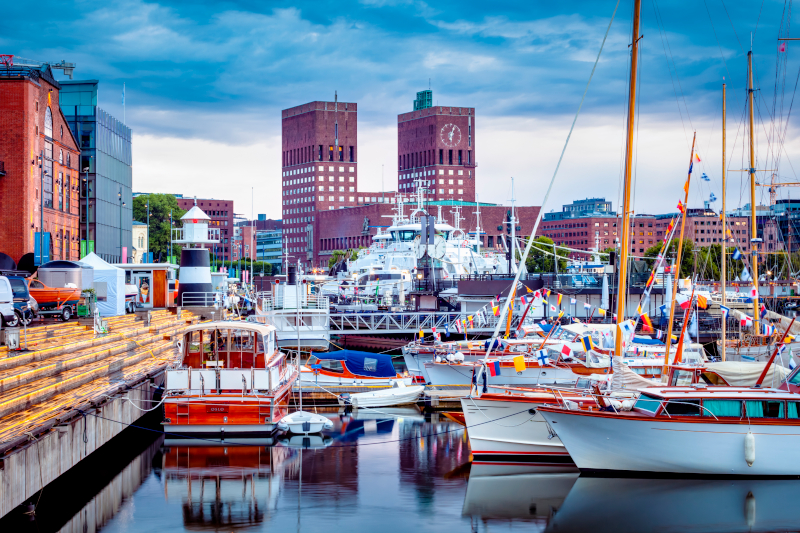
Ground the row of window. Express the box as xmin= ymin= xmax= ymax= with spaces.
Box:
xmin=283 ymin=145 xmax=355 ymax=166
xmin=284 ymin=165 xmax=355 ymax=176
xmin=400 ymin=168 xmax=467 ymax=180
xmin=399 ymin=149 xmax=471 ymax=169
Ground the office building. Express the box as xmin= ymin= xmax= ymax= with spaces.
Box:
xmin=0 ymin=60 xmax=81 ymax=263
xmin=60 ymin=80 xmax=132 ymax=262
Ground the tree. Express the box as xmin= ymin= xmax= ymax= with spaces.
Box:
xmin=132 ymin=194 xmax=186 ymax=261
xmin=328 ymin=248 xmax=361 ymax=269
xmin=643 ymin=239 xmax=695 ymax=278
xmin=525 ymin=236 xmax=568 ymax=273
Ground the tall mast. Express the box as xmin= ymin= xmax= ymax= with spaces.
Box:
xmin=614 ymin=0 xmax=641 ymax=357
xmin=748 ymin=51 xmax=761 ymax=330
xmin=721 ymin=82 xmax=727 ymax=361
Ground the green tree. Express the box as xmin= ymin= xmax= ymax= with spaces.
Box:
xmin=132 ymin=194 xmax=186 ymax=261
xmin=327 ymin=248 xmax=361 ymax=269
xmin=643 ymin=239 xmax=695 ymax=278
xmin=525 ymin=236 xmax=568 ymax=273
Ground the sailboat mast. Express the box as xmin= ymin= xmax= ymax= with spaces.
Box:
xmin=614 ymin=0 xmax=641 ymax=357
xmin=748 ymin=51 xmax=761 ymax=330
xmin=721 ymin=82 xmax=727 ymax=361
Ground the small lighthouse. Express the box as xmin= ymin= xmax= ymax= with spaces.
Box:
xmin=173 ymin=202 xmax=220 ymax=305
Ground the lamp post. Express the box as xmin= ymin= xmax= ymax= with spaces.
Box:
xmin=145 ymin=199 xmax=150 ymax=263
xmin=38 ymin=150 xmax=44 ymax=265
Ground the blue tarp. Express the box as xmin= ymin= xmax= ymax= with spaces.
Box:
xmin=313 ymin=350 xmax=397 ymax=378
xmin=633 ymin=336 xmax=665 ymax=345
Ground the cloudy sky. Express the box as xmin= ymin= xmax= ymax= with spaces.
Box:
xmin=5 ymin=0 xmax=800 ymax=218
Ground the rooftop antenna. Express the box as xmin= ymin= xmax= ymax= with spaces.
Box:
xmin=473 ymin=194 xmax=483 ymax=253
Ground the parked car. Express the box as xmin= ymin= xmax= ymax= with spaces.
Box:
xmin=0 ymin=276 xmax=16 ymax=327
xmin=6 ymin=276 xmax=33 ymax=326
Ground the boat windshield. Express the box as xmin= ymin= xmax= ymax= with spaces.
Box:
xmin=396 ymin=230 xmax=417 ymax=242
xmin=633 ymin=393 xmax=661 ymax=414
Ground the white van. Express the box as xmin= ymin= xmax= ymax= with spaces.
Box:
xmin=0 ymin=277 xmax=16 ymax=326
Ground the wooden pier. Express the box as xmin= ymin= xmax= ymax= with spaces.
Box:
xmin=0 ymin=309 xmax=200 ymax=518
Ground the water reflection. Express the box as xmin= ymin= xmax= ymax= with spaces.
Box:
xmin=545 ymin=477 xmax=800 ymax=533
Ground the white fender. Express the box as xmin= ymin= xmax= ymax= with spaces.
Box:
xmin=744 ymin=431 xmax=755 ymax=467
xmin=745 ymin=491 xmax=756 ymax=527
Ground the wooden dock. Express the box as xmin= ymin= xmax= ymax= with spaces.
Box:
xmin=0 ymin=309 xmax=200 ymax=518
xmin=291 ymin=383 xmax=471 ymax=410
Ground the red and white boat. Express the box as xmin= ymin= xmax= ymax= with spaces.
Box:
xmin=163 ymin=322 xmax=297 ymax=435
xmin=301 ymin=350 xmax=412 ymax=386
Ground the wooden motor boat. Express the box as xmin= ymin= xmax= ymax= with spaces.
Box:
xmin=163 ymin=321 xmax=297 ymax=435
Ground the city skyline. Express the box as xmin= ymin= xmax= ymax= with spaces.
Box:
xmin=5 ymin=1 xmax=799 ymax=220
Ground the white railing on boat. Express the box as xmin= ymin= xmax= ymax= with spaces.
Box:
xmin=165 ymin=363 xmax=295 ymax=394
xmin=256 ymin=293 xmax=329 ymax=312
xmin=180 ymin=291 xmax=220 ymax=307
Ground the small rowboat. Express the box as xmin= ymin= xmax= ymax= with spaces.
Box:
xmin=277 ymin=411 xmax=333 ymax=434
xmin=343 ymin=383 xmax=424 ymax=408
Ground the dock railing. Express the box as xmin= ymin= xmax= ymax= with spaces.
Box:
xmin=256 ymin=292 xmax=329 ymax=312
xmin=180 ymin=292 xmax=219 ymax=307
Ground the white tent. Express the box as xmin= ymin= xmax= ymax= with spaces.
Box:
xmin=80 ymin=252 xmax=125 ymax=316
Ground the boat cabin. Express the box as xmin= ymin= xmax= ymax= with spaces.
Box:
xmin=632 ymin=386 xmax=800 ymax=421
xmin=306 ymin=350 xmax=400 ymax=380
xmin=166 ymin=322 xmax=288 ymax=394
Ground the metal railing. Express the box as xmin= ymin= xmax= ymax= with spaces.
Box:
xmin=256 ymin=293 xmax=329 ymax=311
xmin=180 ymin=292 xmax=219 ymax=307
xmin=329 ymin=312 xmax=533 ymax=334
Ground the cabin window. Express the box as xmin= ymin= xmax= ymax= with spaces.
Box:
xmin=320 ymin=359 xmax=344 ymax=373
xmin=745 ymin=400 xmax=784 ymax=418
xmin=703 ymin=400 xmax=742 ymax=417
xmin=257 ymin=334 xmax=265 ymax=354
xmin=633 ymin=394 xmax=661 ymax=414
xmin=30 ymin=280 xmax=44 ymax=289
xmin=670 ymin=370 xmax=694 ymax=386
xmin=788 ymin=402 xmax=800 ymax=418
xmin=363 ymin=357 xmax=378 ymax=372
xmin=788 ymin=370 xmax=800 ymax=386
xmin=664 ymin=399 xmax=701 ymax=416
xmin=188 ymin=331 xmax=201 ymax=353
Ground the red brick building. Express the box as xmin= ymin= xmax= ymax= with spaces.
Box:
xmin=397 ymin=94 xmax=476 ymax=202
xmin=282 ymin=98 xmax=358 ymax=268
xmin=176 ymin=197 xmax=234 ymax=260
xmin=0 ymin=62 xmax=81 ymax=263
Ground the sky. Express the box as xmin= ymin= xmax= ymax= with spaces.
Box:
xmin=4 ymin=0 xmax=800 ymax=219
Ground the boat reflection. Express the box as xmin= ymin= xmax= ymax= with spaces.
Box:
xmin=546 ymin=477 xmax=800 ymax=533
xmin=463 ymin=464 xmax=579 ymax=526
xmin=162 ymin=438 xmax=297 ymax=530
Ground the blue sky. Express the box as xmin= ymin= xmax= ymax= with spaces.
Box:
xmin=4 ymin=0 xmax=799 ymax=218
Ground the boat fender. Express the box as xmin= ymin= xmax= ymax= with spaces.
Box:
xmin=620 ymin=399 xmax=634 ymax=411
xmin=453 ymin=351 xmax=465 ymax=362
xmin=745 ymin=431 xmax=755 ymax=467
xmin=435 ymin=355 xmax=442 ymax=363
xmin=745 ymin=491 xmax=756 ymax=527
xmin=564 ymin=400 xmax=579 ymax=411
xmin=609 ymin=399 xmax=623 ymax=411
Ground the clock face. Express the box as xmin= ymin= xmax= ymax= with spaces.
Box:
xmin=440 ymin=124 xmax=462 ymax=148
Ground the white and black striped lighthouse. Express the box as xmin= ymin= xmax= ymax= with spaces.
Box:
xmin=173 ymin=202 xmax=220 ymax=306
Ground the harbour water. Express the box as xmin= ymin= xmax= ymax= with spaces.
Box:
xmin=5 ymin=407 xmax=800 ymax=533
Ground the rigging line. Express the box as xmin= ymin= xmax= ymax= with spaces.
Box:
xmin=484 ymin=0 xmax=622 ymax=353
xmin=755 ymin=87 xmax=799 ymax=179
xmin=650 ymin=0 xmax=691 ymax=146
xmin=719 ymin=0 xmax=745 ymax=55
xmin=703 ymin=0 xmax=733 ymax=81
xmin=753 ymin=0 xmax=767 ymax=41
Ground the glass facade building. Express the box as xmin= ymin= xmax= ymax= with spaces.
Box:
xmin=59 ymin=80 xmax=132 ymax=262
xmin=256 ymin=229 xmax=283 ymax=274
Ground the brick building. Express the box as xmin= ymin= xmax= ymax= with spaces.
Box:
xmin=176 ymin=197 xmax=234 ymax=261
xmin=0 ymin=61 xmax=81 ymax=264
xmin=281 ymin=98 xmax=357 ymax=268
xmin=397 ymin=90 xmax=476 ymax=202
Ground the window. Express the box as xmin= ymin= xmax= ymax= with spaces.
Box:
xmin=703 ymin=400 xmax=742 ymax=417
xmin=329 ymin=145 xmax=334 ymax=161
xmin=458 ymin=150 xmax=462 ymax=164
xmin=363 ymin=357 xmax=378 ymax=372
xmin=439 ymin=149 xmax=443 ymax=164
xmin=339 ymin=196 xmax=344 ymax=201
xmin=458 ymin=179 xmax=463 ymax=185
xmin=745 ymin=400 xmax=784 ymax=418
xmin=349 ymin=176 xmax=354 ymax=182
xmin=338 ymin=145 xmax=344 ymax=161
xmin=44 ymin=106 xmax=52 ymax=137
xmin=448 ymin=149 xmax=453 ymax=165
xmin=349 ymin=146 xmax=354 ymax=162
xmin=458 ymin=189 xmax=463 ymax=194
xmin=448 ymin=179 xmax=453 ymax=185
xmin=633 ymin=393 xmax=661 ymax=413
xmin=664 ymin=398 xmax=701 ymax=416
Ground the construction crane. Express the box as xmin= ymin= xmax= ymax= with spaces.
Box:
xmin=756 ymin=173 xmax=800 ymax=205
xmin=0 ymin=56 xmax=76 ymax=78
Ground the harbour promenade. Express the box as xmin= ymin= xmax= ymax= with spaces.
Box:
xmin=0 ymin=309 xmax=200 ymax=518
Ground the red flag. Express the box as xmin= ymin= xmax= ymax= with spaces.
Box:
xmin=780 ymin=42 xmax=787 ymax=52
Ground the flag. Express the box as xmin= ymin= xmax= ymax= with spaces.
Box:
xmin=431 ymin=326 xmax=436 ymax=335
xmin=488 ymin=361 xmax=501 ymax=377
xmin=701 ymin=172 xmax=710 ymax=181
xmin=733 ymin=248 xmax=742 ymax=260
xmin=492 ymin=304 xmax=500 ymax=317
xmin=584 ymin=302 xmax=592 ymax=310
xmin=445 ymin=323 xmax=450 ymax=337
xmin=709 ymin=193 xmax=717 ymax=202
xmin=790 ymin=349 xmax=796 ymax=370
xmin=520 ymin=295 xmax=528 ymax=306
xmin=760 ymin=303 xmax=767 ymax=319
xmin=419 ymin=329 xmax=424 ymax=339
xmin=741 ymin=316 xmax=753 ymax=327
xmin=720 ymin=305 xmax=730 ymax=320
xmin=546 ymin=289 xmax=551 ymax=298
xmin=535 ymin=349 xmax=549 ymax=366
xmin=598 ymin=308 xmax=606 ymax=316
xmin=580 ymin=335 xmax=593 ymax=351
xmin=550 ymin=304 xmax=557 ymax=312
xmin=534 ymin=290 xmax=541 ymax=299
xmin=676 ymin=294 xmax=691 ymax=310
xmin=561 ymin=344 xmax=573 ymax=358
xmin=462 ymin=318 xmax=468 ymax=331
xmin=683 ymin=179 xmax=690 ymax=194
xmin=780 ymin=41 xmax=787 ymax=52
xmin=656 ymin=329 xmax=664 ymax=340
xmin=693 ymin=152 xmax=701 ymax=163
xmin=513 ymin=355 xmax=525 ymax=373
xmin=641 ymin=313 xmax=653 ymax=332
xmin=618 ymin=320 xmax=635 ymax=337
xmin=468 ymin=315 xmax=474 ymax=328
xmin=557 ymin=294 xmax=563 ymax=306
xmin=677 ymin=201 xmax=685 ymax=214
xmin=750 ymin=286 xmax=758 ymax=298
xmin=570 ymin=297 xmax=577 ymax=305
xmin=526 ymin=287 xmax=533 ymax=294
xmin=646 ymin=271 xmax=656 ymax=288
xmin=697 ymin=294 xmax=708 ymax=309
xmin=454 ymin=320 xmax=462 ymax=333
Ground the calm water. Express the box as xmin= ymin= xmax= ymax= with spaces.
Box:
xmin=5 ymin=408 xmax=800 ymax=533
